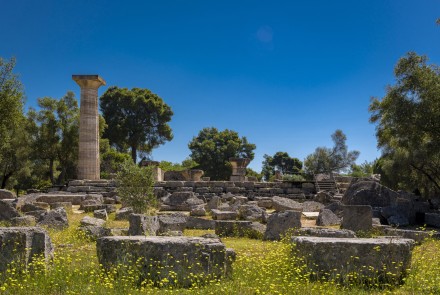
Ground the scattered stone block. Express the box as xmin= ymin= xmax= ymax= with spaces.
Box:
xmin=0 ymin=189 xmax=15 ymax=199
xmin=80 ymin=216 xmax=106 ymax=227
xmin=96 ymin=236 xmax=235 ymax=286
xmin=215 ymin=220 xmax=252 ymax=237
xmin=425 ymin=213 xmax=440 ymax=228
xmin=79 ymin=226 xmax=111 ymax=240
xmin=94 ymin=209 xmax=108 ymax=220
xmin=256 ymin=197 xmax=272 ymax=209
xmin=302 ymin=201 xmax=325 ymax=212
xmin=316 ymin=209 xmax=341 ymax=226
xmin=263 ymin=211 xmax=302 ymax=241
xmin=342 ymin=180 xmax=398 ymax=207
xmin=190 ymin=205 xmax=206 ymax=216
xmin=50 ymin=202 xmax=72 ymax=212
xmin=158 ymin=214 xmax=187 ymax=234
xmin=185 ymin=216 xmax=216 ymax=230
xmin=211 ymin=209 xmax=238 ymax=220
xmin=272 ymin=196 xmax=302 ymax=212
xmin=37 ymin=207 xmax=69 ymax=229
xmin=383 ymin=228 xmax=440 ymax=244
xmin=292 ymin=237 xmax=414 ymax=284
xmin=292 ymin=227 xmax=356 ymax=238
xmin=20 ymin=202 xmax=48 ymax=213
xmin=10 ymin=216 xmax=36 ymax=226
xmin=25 ymin=210 xmax=46 ymax=219
xmin=128 ymin=214 xmax=159 ymax=236
xmin=115 ymin=207 xmax=134 ymax=220
xmin=0 ymin=227 xmax=53 ymax=271
xmin=341 ymin=205 xmax=372 ymax=232
xmin=238 ymin=204 xmax=267 ymax=222
xmin=0 ymin=200 xmax=20 ymax=221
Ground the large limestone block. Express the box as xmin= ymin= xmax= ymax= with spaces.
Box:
xmin=263 ymin=210 xmax=302 ymax=241
xmin=272 ymin=196 xmax=302 ymax=212
xmin=0 ymin=200 xmax=21 ymax=221
xmin=292 ymin=227 xmax=356 ymax=238
xmin=36 ymin=194 xmax=85 ymax=205
xmin=341 ymin=205 xmax=372 ymax=232
xmin=0 ymin=189 xmax=15 ymax=199
xmin=342 ymin=180 xmax=398 ymax=207
xmin=96 ymin=236 xmax=235 ymax=286
xmin=0 ymin=227 xmax=53 ymax=271
xmin=292 ymin=237 xmax=414 ymax=283
xmin=215 ymin=220 xmax=252 ymax=237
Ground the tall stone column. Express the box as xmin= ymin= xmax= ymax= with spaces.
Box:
xmin=72 ymin=75 xmax=106 ymax=180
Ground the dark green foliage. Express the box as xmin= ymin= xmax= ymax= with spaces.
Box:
xmin=100 ymin=86 xmax=173 ymax=163
xmin=158 ymin=157 xmax=198 ymax=172
xmin=188 ymin=127 xmax=256 ymax=180
xmin=304 ymin=130 xmax=359 ymax=175
xmin=115 ymin=160 xmax=157 ymax=214
xmin=261 ymin=152 xmax=303 ymax=181
xmin=369 ymin=52 xmax=440 ymax=196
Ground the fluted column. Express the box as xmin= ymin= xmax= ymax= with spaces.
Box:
xmin=72 ymin=75 xmax=106 ymax=180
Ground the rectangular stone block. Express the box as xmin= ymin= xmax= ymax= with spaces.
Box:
xmin=292 ymin=237 xmax=414 ymax=284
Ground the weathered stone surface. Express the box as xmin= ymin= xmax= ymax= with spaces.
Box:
xmin=314 ymin=191 xmax=333 ymax=204
xmin=37 ymin=207 xmax=68 ymax=229
xmin=272 ymin=196 xmax=302 ymax=212
xmin=425 ymin=213 xmax=440 ymax=228
xmin=128 ymin=214 xmax=159 ymax=236
xmin=238 ymin=204 xmax=267 ymax=222
xmin=0 ymin=189 xmax=15 ymax=200
xmin=96 ymin=236 xmax=235 ymax=286
xmin=292 ymin=237 xmax=414 ymax=283
xmin=263 ymin=211 xmax=302 ymax=241
xmin=0 ymin=200 xmax=21 ymax=221
xmin=256 ymin=197 xmax=272 ymax=209
xmin=383 ymin=228 xmax=440 ymax=244
xmin=341 ymin=205 xmax=372 ymax=232
xmin=94 ymin=209 xmax=108 ymax=220
xmin=25 ymin=210 xmax=46 ymax=219
xmin=381 ymin=198 xmax=414 ymax=226
xmin=80 ymin=216 xmax=106 ymax=227
xmin=316 ymin=209 xmax=341 ymax=226
xmin=20 ymin=202 xmax=47 ymax=213
xmin=79 ymin=226 xmax=111 ymax=240
xmin=10 ymin=216 xmax=36 ymax=226
xmin=162 ymin=192 xmax=204 ymax=211
xmin=342 ymin=181 xmax=398 ymax=207
xmin=292 ymin=227 xmax=356 ymax=238
xmin=215 ymin=220 xmax=252 ymax=237
xmin=324 ymin=201 xmax=344 ymax=218
xmin=36 ymin=194 xmax=85 ymax=205
xmin=115 ymin=207 xmax=134 ymax=220
xmin=190 ymin=205 xmax=206 ymax=216
xmin=0 ymin=227 xmax=53 ymax=271
xmin=50 ymin=202 xmax=73 ymax=212
xmin=211 ymin=209 xmax=238 ymax=220
xmin=185 ymin=217 xmax=216 ymax=230
xmin=158 ymin=214 xmax=187 ymax=234
xmin=302 ymin=201 xmax=325 ymax=212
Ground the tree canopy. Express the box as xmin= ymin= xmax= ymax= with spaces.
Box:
xmin=369 ymin=52 xmax=440 ymax=196
xmin=261 ymin=151 xmax=302 ymax=181
xmin=304 ymin=129 xmax=359 ymax=175
xmin=188 ymin=127 xmax=256 ymax=180
xmin=100 ymin=86 xmax=173 ymax=163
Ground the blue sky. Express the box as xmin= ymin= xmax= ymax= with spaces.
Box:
xmin=1 ymin=0 xmax=439 ymax=171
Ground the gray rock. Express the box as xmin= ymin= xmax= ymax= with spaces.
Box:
xmin=80 ymin=216 xmax=106 ymax=227
xmin=25 ymin=210 xmax=47 ymax=219
xmin=238 ymin=204 xmax=267 ymax=222
xmin=316 ymin=209 xmax=341 ymax=226
xmin=190 ymin=205 xmax=206 ymax=216
xmin=94 ymin=209 xmax=108 ymax=220
xmin=314 ymin=191 xmax=333 ymax=204
xmin=79 ymin=226 xmax=111 ymax=240
xmin=0 ymin=200 xmax=21 ymax=221
xmin=383 ymin=228 xmax=440 ymax=244
xmin=292 ymin=236 xmax=414 ymax=284
xmin=342 ymin=181 xmax=398 ymax=207
xmin=96 ymin=236 xmax=235 ymax=286
xmin=128 ymin=214 xmax=160 ymax=236
xmin=10 ymin=216 xmax=36 ymax=226
xmin=207 ymin=196 xmax=221 ymax=211
xmin=158 ymin=214 xmax=187 ymax=234
xmin=36 ymin=194 xmax=85 ymax=205
xmin=20 ymin=202 xmax=48 ymax=213
xmin=211 ymin=209 xmax=238 ymax=220
xmin=324 ymin=201 xmax=344 ymax=218
xmin=162 ymin=192 xmax=204 ymax=211
xmin=0 ymin=227 xmax=53 ymax=272
xmin=341 ymin=205 xmax=372 ymax=232
xmin=302 ymin=201 xmax=325 ymax=212
xmin=387 ymin=215 xmax=409 ymax=227
xmin=425 ymin=213 xmax=440 ymax=228
xmin=263 ymin=211 xmax=302 ymax=241
xmin=37 ymin=207 xmax=69 ymax=229
xmin=381 ymin=198 xmax=415 ymax=226
xmin=256 ymin=197 xmax=273 ymax=209
xmin=272 ymin=196 xmax=302 ymax=212
xmin=50 ymin=202 xmax=72 ymax=212
xmin=215 ymin=220 xmax=252 ymax=237
xmin=115 ymin=207 xmax=134 ymax=220
xmin=185 ymin=216 xmax=216 ymax=230
xmin=292 ymin=227 xmax=356 ymax=238
xmin=0 ymin=189 xmax=15 ymax=200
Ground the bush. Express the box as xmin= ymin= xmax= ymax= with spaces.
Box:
xmin=115 ymin=160 xmax=157 ymax=214
xmin=282 ymin=174 xmax=306 ymax=182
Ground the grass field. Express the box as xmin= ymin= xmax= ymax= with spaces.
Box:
xmin=0 ymin=210 xmax=439 ymax=295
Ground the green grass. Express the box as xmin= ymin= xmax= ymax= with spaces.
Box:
xmin=1 ymin=211 xmax=440 ymax=294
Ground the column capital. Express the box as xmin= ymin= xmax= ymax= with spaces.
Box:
xmin=72 ymin=75 xmax=106 ymax=89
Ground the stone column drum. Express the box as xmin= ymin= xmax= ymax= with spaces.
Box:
xmin=72 ymin=75 xmax=106 ymax=180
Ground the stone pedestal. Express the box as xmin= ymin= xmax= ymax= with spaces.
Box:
xmin=229 ymin=157 xmax=250 ymax=182
xmin=73 ymin=75 xmax=106 ymax=180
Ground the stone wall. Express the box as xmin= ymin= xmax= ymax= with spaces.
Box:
xmin=66 ymin=179 xmax=316 ymax=200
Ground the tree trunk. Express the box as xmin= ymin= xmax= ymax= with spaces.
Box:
xmin=131 ymin=146 xmax=137 ymax=164
xmin=1 ymin=172 xmax=12 ymax=189
xmin=49 ymin=158 xmax=55 ymax=184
